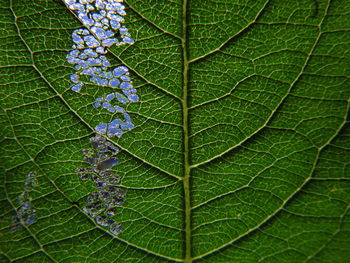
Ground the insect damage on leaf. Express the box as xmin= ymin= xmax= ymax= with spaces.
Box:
xmin=13 ymin=172 xmax=37 ymax=228
xmin=77 ymin=135 xmax=125 ymax=236
xmin=65 ymin=0 xmax=138 ymax=138
xmin=63 ymin=0 xmax=137 ymax=236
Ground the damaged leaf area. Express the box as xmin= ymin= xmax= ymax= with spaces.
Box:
xmin=0 ymin=0 xmax=349 ymax=262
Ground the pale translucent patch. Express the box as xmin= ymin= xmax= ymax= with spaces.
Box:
xmin=13 ymin=172 xmax=37 ymax=227
xmin=77 ymin=135 xmax=125 ymax=236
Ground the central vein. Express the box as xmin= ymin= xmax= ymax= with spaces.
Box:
xmin=181 ymin=0 xmax=191 ymax=262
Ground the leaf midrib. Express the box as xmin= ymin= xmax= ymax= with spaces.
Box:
xmin=181 ymin=0 xmax=191 ymax=262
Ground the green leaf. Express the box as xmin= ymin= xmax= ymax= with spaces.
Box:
xmin=1 ymin=0 xmax=349 ymax=262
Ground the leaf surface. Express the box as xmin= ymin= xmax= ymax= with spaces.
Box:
xmin=0 ymin=0 xmax=349 ymax=262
